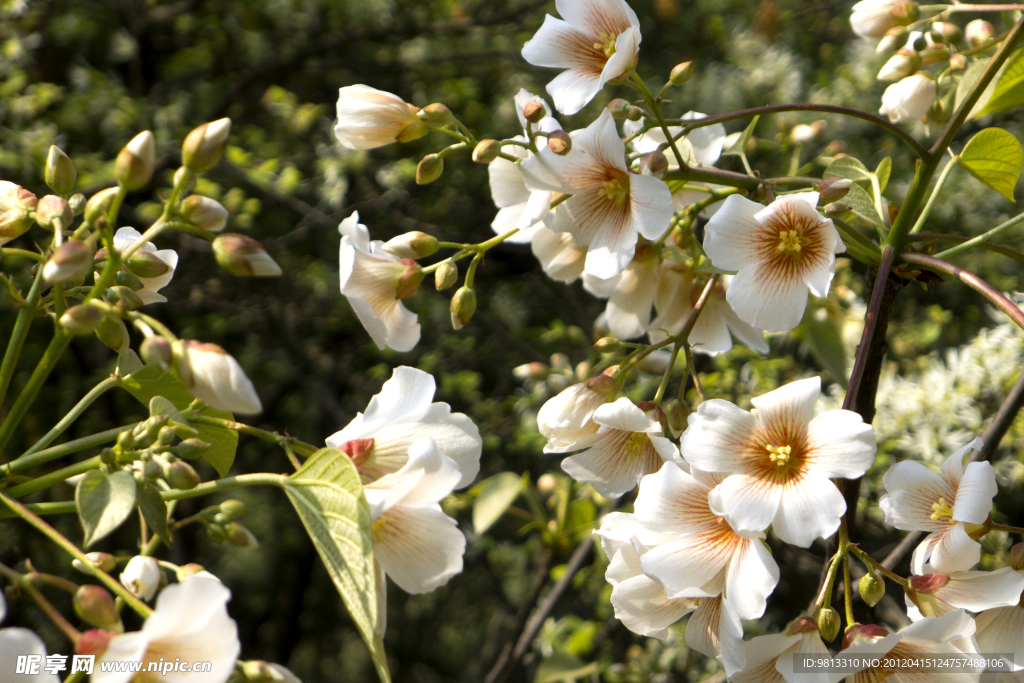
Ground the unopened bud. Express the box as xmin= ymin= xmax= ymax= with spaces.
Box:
xmin=522 ymin=101 xmax=546 ymax=124
xmin=547 ymin=130 xmax=572 ymax=155
xmin=878 ymin=49 xmax=921 ymax=81
xmin=823 ymin=201 xmax=851 ymax=218
xmin=182 ymin=118 xmax=231 ymax=173
xmin=395 ymin=259 xmax=424 ymax=299
xmin=105 ymin=286 xmax=144 ymax=311
xmin=114 ymin=269 xmax=143 ymax=291
xmin=513 ymin=362 xmax=548 ymax=381
xmin=890 ymin=0 xmax=919 ymax=24
xmin=207 ymin=524 xmax=227 ymax=543
xmin=77 ymin=629 xmax=115 ymax=658
xmin=818 ymin=177 xmax=853 ymax=204
xmin=44 ymin=240 xmax=92 ymax=284
xmin=434 ymin=259 xmax=458 ymax=290
xmin=383 ymin=231 xmax=439 ymax=259
xmin=584 ymin=373 xmax=616 ymax=396
xmin=636 ymin=400 xmax=666 ymax=427
xmin=45 ymin=146 xmax=77 ymax=196
xmin=165 ymin=460 xmax=201 ymax=490
xmin=450 ymin=285 xmax=476 ymax=330
xmin=126 ymin=250 xmax=172 ymax=279
xmin=816 ymin=605 xmax=840 ymax=642
xmin=120 ymin=555 xmax=161 ymax=601
xmin=669 ymin=61 xmax=694 ymax=85
xmin=639 ymin=151 xmax=668 ymax=179
xmin=416 ymin=154 xmax=444 ymax=185
xmin=72 ymin=552 xmax=117 ymax=574
xmin=180 ymin=195 xmax=229 ymax=233
xmin=416 ymin=103 xmax=455 ymax=128
xmin=966 ymin=19 xmax=995 ymax=47
xmin=472 ymin=139 xmax=501 ymax=164
xmin=68 ymin=194 xmax=86 ymax=216
xmin=84 ymin=187 xmax=120 ymax=224
xmin=859 ymin=570 xmax=885 ymax=607
xmin=607 ymin=98 xmax=632 ymax=120
xmin=35 ymin=195 xmax=72 ymax=229
xmin=140 ymin=335 xmax=173 ymax=371
xmin=212 ymin=233 xmax=282 ymax=276
xmin=60 ymin=304 xmax=104 ymax=334
xmin=625 ymin=105 xmax=644 ymax=121
xmin=593 ymin=337 xmax=620 ymax=353
xmin=115 ymin=131 xmax=156 ymax=190
xmin=791 ymin=121 xmax=826 ymax=144
xmin=948 ymin=53 xmax=967 ymax=72
xmin=665 ymin=398 xmax=690 ymax=438
xmin=225 ymin=522 xmax=259 ymax=548
xmin=396 ymin=119 xmax=428 ymax=143
xmin=220 ymin=499 xmax=246 ymax=519
xmin=877 ymin=26 xmax=908 ymax=54
xmin=175 ymin=438 xmax=211 ymax=460
xmin=932 ymin=21 xmax=962 ymax=44
xmin=910 ymin=32 xmax=929 ymax=51
xmin=74 ymin=585 xmax=122 ymax=631
xmin=536 ymin=473 xmax=558 ymax=494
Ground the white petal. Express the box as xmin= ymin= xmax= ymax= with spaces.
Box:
xmin=555 ymin=0 xmax=639 ymax=36
xmin=934 ymin=568 xmax=1024 ymax=613
xmin=576 ymin=109 xmax=628 ymax=172
xmin=634 ymin=462 xmax=721 ymax=535
xmin=363 ymin=438 xmax=462 ymax=512
xmin=923 ymin=523 xmax=983 ymax=574
xmin=142 ymin=575 xmax=233 ymax=640
xmin=521 ymin=15 xmax=595 ymax=69
xmin=0 ymin=628 xmax=61 ymax=683
xmin=702 ymin=194 xmax=764 ymax=271
xmin=606 ymin=545 xmax=698 ymax=640
xmin=532 ymin=227 xmax=586 ymax=283
xmin=629 ymin=173 xmax=675 ymax=241
xmin=640 ymin=532 xmax=734 ymax=598
xmin=361 ymin=366 xmax=436 ymax=428
xmin=943 ymin=437 xmax=983 ymax=489
xmin=546 ymin=67 xmax=605 ymax=116
xmin=725 ymin=261 xmax=811 ymax=333
xmin=750 ymin=376 xmax=821 ymax=432
xmin=520 ymin=190 xmax=554 ymax=230
xmin=772 ymin=474 xmax=846 ymax=547
xmin=488 ymin=156 xmax=531 ymax=209
xmin=712 ymin=473 xmax=783 ymax=536
xmin=373 ymin=504 xmax=465 ymax=594
xmin=593 ymin=397 xmax=657 ymax=432
xmin=724 ymin=537 xmax=779 ymax=619
xmin=680 ymin=399 xmax=758 ymax=474
xmin=519 ymin=146 xmax=596 ymax=195
xmin=491 ymin=204 xmax=530 ymax=238
xmin=598 ymin=26 xmax=639 ymax=86
xmin=514 ymin=89 xmax=554 ymax=130
xmin=804 ymin=409 xmax=877 ymax=478
xmin=880 ymin=461 xmax=956 ymax=532
xmin=686 ymin=597 xmax=747 ymax=678
xmin=561 ymin=428 xmax=670 ymax=498
xmin=952 ymin=461 xmax=997 ymax=525
xmin=595 ymin=511 xmax=645 ymax=560
xmin=714 ymin=295 xmax=770 ymax=354
xmin=95 ymin=632 xmax=150 ymax=683
xmin=681 ymin=112 xmax=728 ymax=167
xmin=975 ymin=605 xmax=1024 ymax=671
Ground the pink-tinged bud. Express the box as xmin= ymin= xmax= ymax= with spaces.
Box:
xmin=72 ymin=552 xmax=117 ymax=574
xmin=84 ymin=187 xmax=119 ymax=224
xmin=966 ymin=19 xmax=996 ymax=47
xmin=842 ymin=623 xmax=889 ymax=648
xmin=120 ymin=555 xmax=161 ymax=601
xmin=174 ymin=339 xmax=262 ymax=415
xmin=180 ymin=195 xmax=229 ymax=233
xmin=115 ymin=131 xmax=156 ymax=190
xmin=383 ymin=231 xmax=439 ymax=259
xmin=450 ymin=285 xmax=476 ymax=330
xmin=472 ymin=139 xmax=502 ymax=164
xmin=669 ymin=61 xmax=694 ymax=85
xmin=77 ymin=629 xmax=115 ymax=657
xmin=909 ymin=573 xmax=950 ymax=593
xmin=513 ymin=362 xmax=548 ymax=381
xmin=522 ymin=101 xmax=546 ymax=124
xmin=547 ymin=130 xmax=572 ymax=155
xmin=636 ymin=400 xmax=667 ymax=429
xmin=96 ymin=316 xmax=130 ymax=354
xmin=416 ymin=103 xmax=454 ymax=128
xmin=60 ymin=304 xmax=104 ymax=334
xmin=665 ymin=398 xmax=690 ymax=438
xmin=395 ymin=259 xmax=425 ymax=299
xmin=74 ymin=585 xmax=123 ymax=631
xmin=948 ymin=53 xmax=967 ymax=72
xmin=859 ymin=570 xmax=885 ymax=607
xmin=786 ymin=617 xmax=819 ymax=636
xmin=639 ymin=151 xmax=668 ymax=179
xmin=416 ymin=154 xmax=444 ymax=185
xmin=45 ymin=145 xmax=77 ymax=196
xmin=339 ymin=438 xmax=375 ymax=465
xmin=212 ymin=233 xmax=282 ymax=277
xmin=932 ymin=21 xmax=962 ymax=44
xmin=816 ymin=606 xmax=840 ymax=642
xmin=165 ymin=460 xmax=201 ymax=490
xmin=182 ymin=118 xmax=231 ymax=173
xmin=140 ymin=334 xmax=173 ymax=371
xmin=592 ymin=337 xmax=620 ymax=353
xmin=43 ymin=240 xmax=92 ymax=284
xmin=1010 ymin=542 xmax=1024 ymax=571
xmin=434 ymin=259 xmax=458 ymax=290
xmin=818 ymin=177 xmax=854 ymax=204
xmin=607 ymin=98 xmax=632 ymax=119
xmin=584 ymin=373 xmax=616 ymax=396
xmin=35 ymin=194 xmax=72 ymax=229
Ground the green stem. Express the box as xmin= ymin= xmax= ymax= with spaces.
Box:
xmin=0 ymin=248 xmax=43 ymax=261
xmin=653 ymin=342 xmax=681 ymax=403
xmin=0 ymin=331 xmax=73 ymax=458
xmin=933 ymin=210 xmax=1024 ymax=259
xmin=5 ymin=424 xmax=134 ymax=475
xmin=842 ymin=552 xmax=855 ymax=626
xmin=991 ymin=522 xmax=1024 ymax=534
xmin=183 ymin=413 xmax=318 ymax=457
xmin=833 ymin=219 xmax=883 ymax=264
xmin=0 ymin=562 xmax=81 ymax=643
xmin=7 ymin=456 xmax=101 ymax=498
xmin=0 ymin=266 xmax=46 ymax=412
xmin=161 ymin=472 xmax=288 ymax=502
xmin=909 ymin=156 xmax=960 ymax=235
xmin=21 ymin=377 xmax=120 ymax=458
xmin=816 ymin=552 xmax=843 ymax=610
xmin=849 ymin=544 xmax=910 ymax=587
xmin=908 ymin=233 xmax=1024 ymax=264
xmin=630 ymin=73 xmax=689 ymax=169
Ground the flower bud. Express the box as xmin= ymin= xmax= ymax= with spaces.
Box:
xmin=35 ymin=195 xmax=72 ymax=229
xmin=60 ymin=304 xmax=105 ymax=334
xmin=932 ymin=21 xmax=962 ymax=44
xmin=45 ymin=146 xmax=77 ymax=196
xmin=639 ymin=151 xmax=668 ymax=179
xmin=207 ymin=524 xmax=227 ymax=543
xmin=120 ymin=555 xmax=161 ymax=601
xmin=948 ymin=53 xmax=967 ymax=72
xmin=220 ymin=499 xmax=246 ymax=519
xmin=625 ymin=105 xmax=645 ymax=121
xmin=434 ymin=259 xmax=458 ymax=290
xmin=665 ymin=398 xmax=690 ymax=438
xmin=84 ymin=187 xmax=120 ymax=225
xmin=816 ymin=605 xmax=840 ymax=642
xmin=859 ymin=570 xmax=885 ymax=607
xmin=416 ymin=154 xmax=444 ymax=185
xmin=140 ymin=335 xmax=173 ymax=371
xmin=1009 ymin=542 xmax=1024 ymax=571
xmin=607 ymin=98 xmax=632 ymax=119
xmin=164 ymin=460 xmax=201 ymax=490
xmin=890 ymin=1 xmax=919 ymax=24
xmin=522 ymin=101 xmax=546 ymax=124
xmin=583 ymin=372 xmax=616 ymax=396
xmin=383 ymin=231 xmax=439 ymax=259
xmin=592 ymin=337 xmax=620 ymax=353
xmin=878 ymin=49 xmax=921 ymax=81
xmin=966 ymin=19 xmax=995 ymax=47
xmin=669 ymin=61 xmax=694 ymax=85
xmin=817 ymin=177 xmax=853 ymax=204
xmin=513 ymin=362 xmax=548 ymax=381
xmin=472 ymin=139 xmax=501 ymax=164
xmin=106 ymin=285 xmax=144 ymax=311
xmin=72 ymin=552 xmax=117 ymax=574
xmin=225 ymin=522 xmax=259 ymax=548
xmin=395 ymin=119 xmax=429 ymax=143
xmin=126 ymin=249 xmax=172 ymax=279
xmin=173 ymin=166 xmax=196 ymax=193
xmin=77 ymin=629 xmax=115 ymax=658
xmin=212 ymin=233 xmax=282 ymax=276
xmin=876 ymin=26 xmax=908 ymax=54
xmin=179 ymin=195 xmax=229 ymax=233
xmin=416 ymin=103 xmax=455 ymax=128
xmin=66 ymin=195 xmax=85 ymax=218
xmin=182 ymin=118 xmax=231 ymax=173
xmin=96 ymin=317 xmax=130 ymax=353
xmin=143 ymin=457 xmax=163 ymax=481
xmin=450 ymin=285 xmax=476 ymax=330
xmin=43 ymin=240 xmax=92 ymax=284
xmin=174 ymin=339 xmax=262 ymax=415
xmin=547 ymin=130 xmax=572 ymax=155
xmin=134 ymin=414 xmax=169 ymax=447
xmin=395 ymin=259 xmax=424 ymax=299
xmin=74 ymin=585 xmax=122 ymax=631
xmin=115 ymin=131 xmax=156 ymax=190
xmin=910 ymin=32 xmax=929 ymax=51
xmin=175 ymin=438 xmax=211 ymax=460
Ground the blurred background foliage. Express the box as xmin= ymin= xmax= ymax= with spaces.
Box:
xmin=1 ymin=0 xmax=1023 ymax=681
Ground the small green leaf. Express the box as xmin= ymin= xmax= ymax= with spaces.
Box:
xmin=671 ymin=137 xmax=698 ymax=166
xmin=830 ymin=183 xmax=886 ymax=229
xmin=956 ymin=58 xmax=992 ymax=115
xmin=977 ymin=48 xmax=1024 ymax=117
xmin=116 ymin=350 xmax=144 ymax=377
xmin=723 ymin=114 xmax=759 ymax=156
xmin=824 ymin=156 xmax=872 ymax=184
xmin=76 ymin=470 xmax=137 ymax=547
xmin=960 ymin=127 xmax=1023 ymax=201
xmin=472 ymin=472 xmax=524 ymax=534
xmin=137 ymin=481 xmax=171 ymax=544
xmin=148 ymin=396 xmax=198 ymax=436
xmin=283 ymin=448 xmax=389 ymax=683
xmin=875 ymin=157 xmax=892 ymax=193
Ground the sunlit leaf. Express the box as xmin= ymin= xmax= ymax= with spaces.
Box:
xmin=875 ymin=157 xmax=891 ymax=193
xmin=829 ymin=183 xmax=886 ymax=229
xmin=472 ymin=472 xmax=524 ymax=534
xmin=824 ymin=156 xmax=872 ymax=184
xmin=76 ymin=470 xmax=137 ymax=547
xmin=977 ymin=48 xmax=1024 ymax=117
xmin=960 ymin=127 xmax=1023 ymax=201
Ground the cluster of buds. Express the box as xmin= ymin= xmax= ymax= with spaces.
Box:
xmin=99 ymin=414 xmax=208 ymax=491
xmin=196 ymin=499 xmax=258 ymax=548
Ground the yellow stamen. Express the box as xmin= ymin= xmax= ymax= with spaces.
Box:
xmin=623 ymin=431 xmax=648 ymax=462
xmin=766 ymin=444 xmax=791 ymax=466
xmin=597 ymin=178 xmax=630 ymax=206
xmin=930 ymin=497 xmax=954 ymax=521
xmin=776 ymin=229 xmax=807 ymax=253
xmin=593 ymin=32 xmax=618 ymax=58
xmin=371 ymin=517 xmax=387 ymax=542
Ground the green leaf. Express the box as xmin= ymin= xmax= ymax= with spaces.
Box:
xmin=824 ymin=156 xmax=872 ymax=184
xmin=536 ymin=651 xmax=599 ymax=683
xmin=956 ymin=58 xmax=991 ymax=115
xmin=282 ymin=448 xmax=389 ymax=683
xmin=960 ymin=127 xmax=1023 ymax=201
xmin=116 ymin=350 xmax=144 ymax=377
xmin=875 ymin=157 xmax=892 ymax=194
xmin=76 ymin=470 xmax=137 ymax=547
xmin=977 ymin=48 xmax=1024 ymax=117
xmin=472 ymin=472 xmax=524 ymax=534
xmin=830 ymin=183 xmax=886 ymax=229
xmin=148 ymin=396 xmax=198 ymax=436
xmin=723 ymin=114 xmax=759 ymax=156
xmin=137 ymin=481 xmax=171 ymax=544
xmin=119 ymin=367 xmax=238 ymax=476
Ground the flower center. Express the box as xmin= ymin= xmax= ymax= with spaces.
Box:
xmin=593 ymin=32 xmax=618 ymax=58
xmin=766 ymin=444 xmax=791 ymax=466
xmin=623 ymin=431 xmax=648 ymax=461
xmin=930 ymin=497 xmax=954 ymax=521
xmin=776 ymin=229 xmax=808 ymax=254
xmin=598 ymin=177 xmax=630 ymax=206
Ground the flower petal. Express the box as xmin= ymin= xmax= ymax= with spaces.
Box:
xmin=880 ymin=461 xmax=956 ymax=533
xmin=732 ymin=634 xmax=793 ymax=683
xmin=725 ymin=260 xmax=811 ymax=333
xmin=374 ymin=503 xmax=465 ymax=594
xmin=804 ymin=409 xmax=877 ymax=478
xmin=934 ymin=567 xmax=1024 ymax=613
xmin=640 ymin=532 xmax=735 ymax=598
xmin=680 ymin=399 xmax=759 ymax=474
xmin=0 ymin=629 xmax=61 ymax=683
xmin=488 ymin=156 xmax=531 ymax=209
xmin=952 ymin=461 xmax=997 ymax=525
xmin=750 ymin=376 xmax=820 ymax=432
xmin=702 ymin=194 xmax=764 ymax=272
xmin=975 ymin=604 xmax=1024 ymax=672
xmin=360 ymin=366 xmax=436 ymax=428
xmin=634 ymin=462 xmax=721 ymax=535
xmin=629 ymin=173 xmax=675 ymax=241
xmin=521 ymin=15 xmax=600 ymax=70
xmin=532 ymin=227 xmax=586 ymax=283
xmin=942 ymin=437 xmax=983 ymax=489
xmin=772 ymin=474 xmax=846 ymax=547
xmin=686 ymin=597 xmax=746 ymax=678
xmin=917 ymin=523 xmax=982 ymax=574
xmin=555 ymin=0 xmax=639 ymax=36
xmin=725 ymin=537 xmax=779 ymax=619
xmin=711 ymin=473 xmax=783 ymax=536
xmin=607 ymin=545 xmax=698 ymax=640
xmin=576 ymin=109 xmax=628 ymax=172
xmin=546 ymin=67 xmax=605 ymax=116
xmin=561 ymin=429 xmax=667 ymax=498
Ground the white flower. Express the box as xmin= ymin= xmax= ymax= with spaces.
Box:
xmin=647 ymin=265 xmax=769 ymax=355
xmin=880 ymin=438 xmax=997 ymax=574
xmin=333 ymin=85 xmax=424 ymax=150
xmin=120 ymin=555 xmax=162 ymax=602
xmin=681 ymin=376 xmax=876 ymax=547
xmin=582 ymin=243 xmax=660 ymax=340
xmin=521 ymin=109 xmax=674 ymax=279
xmin=95 ymin=575 xmax=240 ymax=683
xmin=338 ymin=211 xmax=421 ymax=352
xmin=624 ymin=111 xmax=728 ymax=198
xmin=732 ymin=618 xmax=832 ymax=683
xmin=325 ymin=366 xmax=482 ymax=488
xmin=0 ymin=591 xmax=60 ymax=683
xmin=362 ymin=438 xmax=466 ymax=594
xmin=538 ymin=374 xmax=616 ymax=451
xmin=975 ymin=598 xmax=1024 ymax=672
xmin=703 ymin=192 xmax=845 ymax=333
xmin=531 ymin=227 xmax=587 ymax=283
xmin=520 ymin=0 xmax=641 ymax=115
xmin=559 ymin=397 xmax=681 ymax=497
xmin=906 ymin=568 xmax=1024 ymax=621
xmin=112 ymin=227 xmax=178 ymax=304
xmin=879 ymin=72 xmax=937 ymax=124
xmin=176 ymin=340 xmax=263 ymax=415
xmin=850 ymin=0 xmax=907 ymax=40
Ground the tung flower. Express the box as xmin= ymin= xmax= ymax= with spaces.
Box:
xmin=531 ymin=227 xmax=588 ymax=284
xmin=120 ymin=556 xmax=161 ymax=602
xmin=906 ymin=568 xmax=1024 ymax=621
xmin=975 ymin=595 xmax=1024 ymax=672
xmin=333 ymin=85 xmax=425 ymax=150
xmin=538 ymin=373 xmax=616 ymax=452
xmin=582 ymin=242 xmax=660 ymax=339
xmin=175 ymin=340 xmax=263 ymax=415
xmin=703 ymin=191 xmax=844 ymax=333
xmin=112 ymin=228 xmax=178 ymax=304
xmin=520 ymin=0 xmax=642 ymax=115
xmin=732 ymin=618 xmax=832 ymax=683
xmin=879 ymin=72 xmax=937 ymax=123
xmin=680 ymin=376 xmax=877 ymax=547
